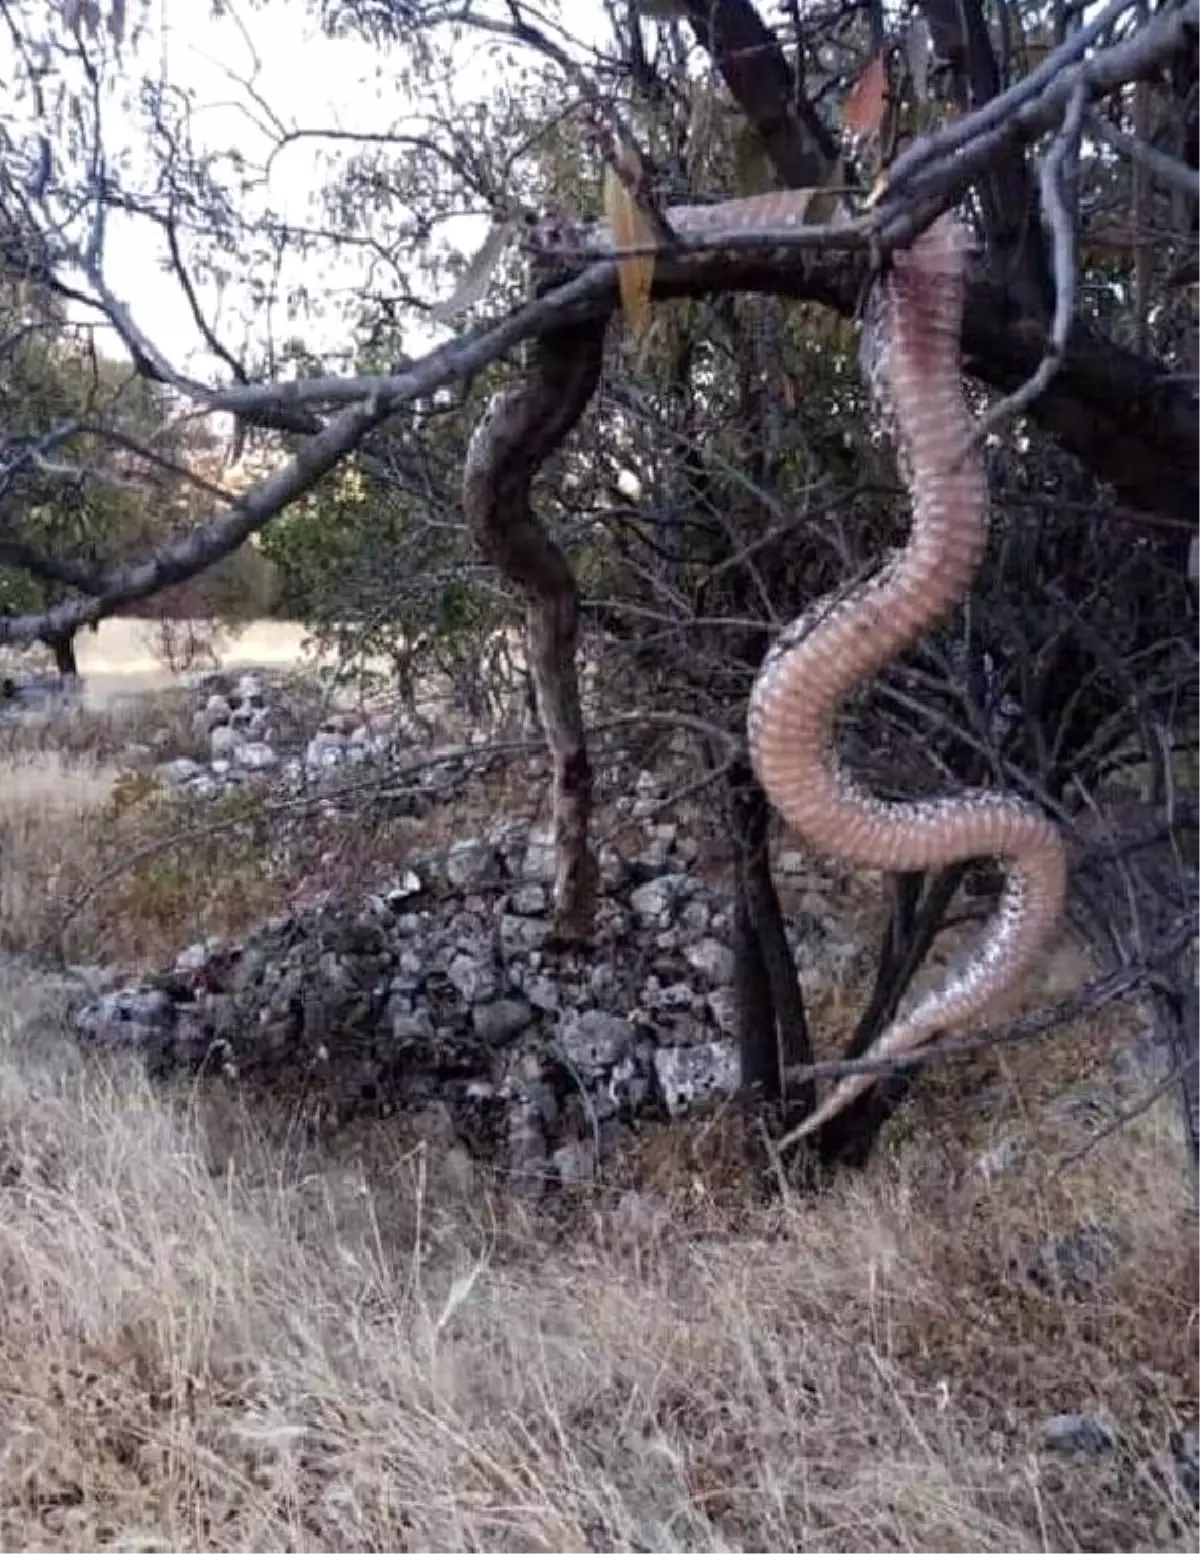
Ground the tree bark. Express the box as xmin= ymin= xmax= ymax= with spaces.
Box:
xmin=917 ymin=0 xmax=1053 ymax=316
xmin=462 ymin=308 xmax=607 ymax=942
xmin=727 ymin=755 xmax=815 ymax=1125
xmin=46 ymin=628 xmax=79 ymax=680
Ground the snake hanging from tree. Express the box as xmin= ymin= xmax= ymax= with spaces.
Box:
xmin=495 ymin=188 xmax=1068 ymax=1139
xmin=737 ymin=204 xmax=1069 ymax=1144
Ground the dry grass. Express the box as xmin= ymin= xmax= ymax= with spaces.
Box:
xmin=0 ymin=659 xmax=553 ymax=968
xmin=0 ymin=745 xmax=284 ymax=965
xmin=0 ymin=958 xmax=1194 ymax=1553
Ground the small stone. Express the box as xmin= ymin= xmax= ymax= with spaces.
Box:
xmin=1036 ymin=1414 xmax=1116 ymax=1455
xmin=447 ymin=952 xmax=497 ymax=1003
xmin=509 ymin=883 xmax=547 ymax=916
xmin=521 ymin=827 xmax=557 ymax=882
xmin=444 ymin=838 xmax=495 ymax=889
xmin=972 ymin=1138 xmax=1021 ymax=1182
xmin=159 ymin=757 xmax=205 ymax=786
xmin=200 ymin=693 xmax=233 ymax=730
xmin=685 ymin=937 xmax=735 ymax=986
xmin=525 ymin=976 xmax=559 ymax=1013
xmin=210 ymin=724 xmax=243 ymax=758
xmin=653 ymin=1041 xmax=740 ymax=1117
xmin=306 ymin=730 xmax=346 ymax=769
xmin=552 ymin=1137 xmax=597 ymax=1186
xmin=235 ymin=740 xmax=278 ymax=770
xmin=472 ymin=999 xmax=534 ymax=1043
xmin=630 ymin=875 xmax=688 ymax=924
xmin=558 ymin=1010 xmax=634 ymax=1073
xmin=390 ymin=1007 xmax=435 ymax=1043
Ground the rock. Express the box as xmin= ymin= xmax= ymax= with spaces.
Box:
xmin=1024 ymin=1225 xmax=1119 ymax=1298
xmin=235 ymin=673 xmax=266 ymax=706
xmin=306 ymin=730 xmax=346 ymax=769
xmin=444 ymin=838 xmax=495 ymax=889
xmin=684 ymin=937 xmax=735 ymax=986
xmin=472 ymin=998 xmax=534 ymax=1043
xmin=159 ymin=757 xmax=206 ymax=786
xmin=210 ymin=724 xmax=243 ymax=758
xmin=520 ymin=826 xmax=557 ymax=883
xmin=508 ymin=883 xmax=547 ymax=916
xmin=1173 ymin=1424 xmax=1199 ymax=1507
xmin=653 ymin=1041 xmax=739 ymax=1117
xmin=558 ymin=1010 xmax=635 ymax=1073
xmin=235 ymin=740 xmax=278 ymax=770
xmin=200 ymin=693 xmax=233 ymax=730
xmin=76 ymin=987 xmax=175 ymax=1045
xmin=447 ymin=952 xmax=498 ymax=1003
xmin=552 ymin=1137 xmax=597 ymax=1186
xmin=971 ymin=1138 xmax=1021 ymax=1182
xmin=1035 ymin=1414 xmax=1116 ymax=1455
xmin=630 ymin=875 xmax=690 ymax=925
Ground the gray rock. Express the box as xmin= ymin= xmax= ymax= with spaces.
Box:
xmin=447 ymin=952 xmax=497 ymax=1003
xmin=210 ymin=724 xmax=243 ymax=758
xmin=972 ymin=1138 xmax=1021 ymax=1182
xmin=559 ymin=1010 xmax=635 ymax=1073
xmin=508 ymin=883 xmax=548 ymax=916
xmin=444 ymin=838 xmax=495 ymax=889
xmin=235 ymin=740 xmax=278 ymax=770
xmin=472 ymin=999 xmax=534 ymax=1043
xmin=1173 ymin=1424 xmax=1199 ymax=1507
xmin=653 ymin=1041 xmax=740 ymax=1117
xmin=630 ymin=875 xmax=690 ymax=924
xmin=520 ymin=826 xmax=557 ymax=882
xmin=684 ymin=937 xmax=735 ymax=986
xmin=200 ymin=693 xmax=233 ymax=730
xmin=159 ymin=757 xmax=206 ymax=786
xmin=1025 ymin=1225 xmax=1119 ymax=1298
xmin=552 ymin=1137 xmax=597 ymax=1186
xmin=1036 ymin=1414 xmax=1116 ymax=1455
xmin=77 ymin=987 xmax=175 ymax=1045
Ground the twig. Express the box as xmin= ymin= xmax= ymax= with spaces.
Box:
xmin=777 ymin=918 xmax=1196 ymax=1090
xmin=1087 ymin=109 xmax=1200 ymax=200
xmin=970 ymin=82 xmax=1088 ymax=446
xmin=1051 ymin=1051 xmax=1200 ymax=1175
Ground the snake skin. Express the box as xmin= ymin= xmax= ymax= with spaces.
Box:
xmin=744 ymin=209 xmax=1068 ymax=1143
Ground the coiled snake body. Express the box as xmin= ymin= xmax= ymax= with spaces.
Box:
xmin=739 ymin=206 xmax=1068 ymax=1141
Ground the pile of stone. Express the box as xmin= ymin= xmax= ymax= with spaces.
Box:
xmin=72 ymin=813 xmax=863 ymax=1192
xmin=152 ymin=669 xmax=424 ymax=799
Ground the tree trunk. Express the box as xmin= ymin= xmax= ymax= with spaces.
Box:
xmin=461 ymin=307 xmax=608 ymax=943
xmin=47 ymin=629 xmax=79 ymax=680
xmin=726 ymin=754 xmax=815 ymax=1127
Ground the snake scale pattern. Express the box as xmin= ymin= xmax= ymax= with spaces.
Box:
xmin=734 ymin=202 xmax=1067 ymax=1141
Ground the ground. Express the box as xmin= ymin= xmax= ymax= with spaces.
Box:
xmin=0 ymin=622 xmax=1195 ymax=1552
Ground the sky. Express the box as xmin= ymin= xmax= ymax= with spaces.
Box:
xmin=18 ymin=0 xmax=609 ymax=385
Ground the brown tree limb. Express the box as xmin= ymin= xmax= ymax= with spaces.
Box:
xmin=917 ymin=0 xmax=1052 ymax=315
xmin=461 ymin=297 xmax=607 ymax=942
xmin=677 ymin=0 xmax=838 ymax=187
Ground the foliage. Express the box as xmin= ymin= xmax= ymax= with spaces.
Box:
xmin=0 ymin=284 xmax=172 ymax=616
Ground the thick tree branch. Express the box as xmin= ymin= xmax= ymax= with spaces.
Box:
xmin=678 ymin=0 xmax=838 ymax=187
xmin=917 ymin=0 xmax=1052 ymax=314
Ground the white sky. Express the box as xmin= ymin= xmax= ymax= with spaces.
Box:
xmin=28 ymin=0 xmax=608 ymax=384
